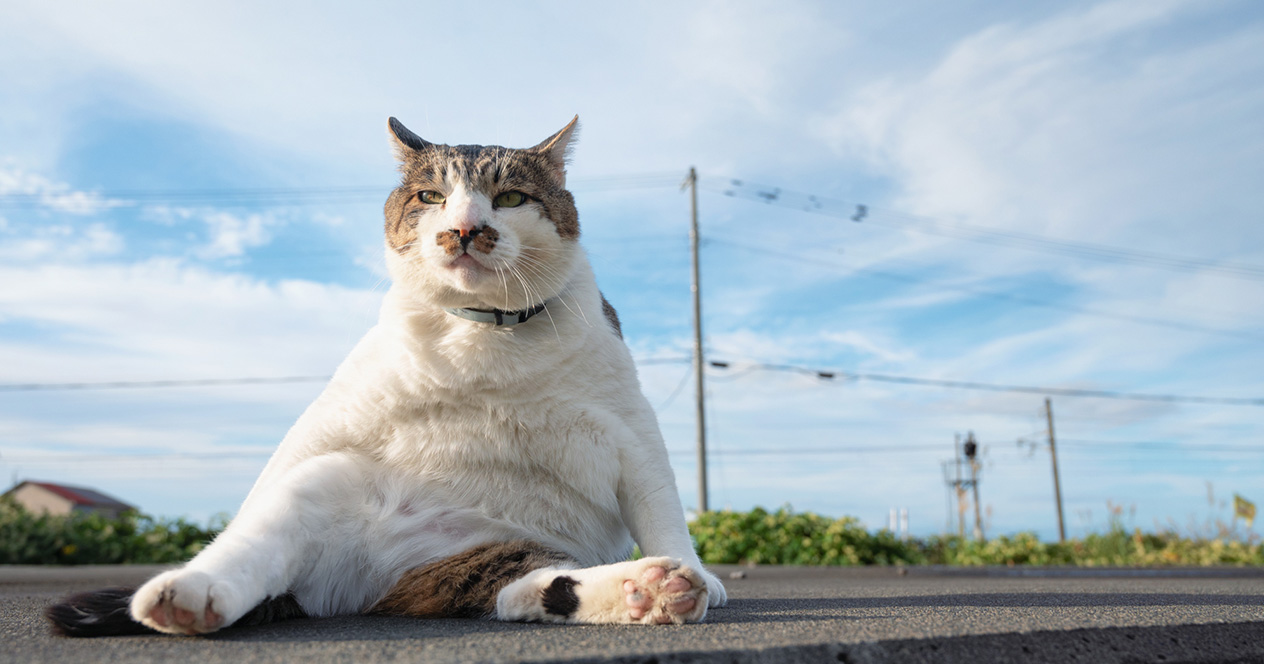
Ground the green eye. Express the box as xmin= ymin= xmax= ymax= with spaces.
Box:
xmin=418 ymin=190 xmax=446 ymax=204
xmin=494 ymin=191 xmax=527 ymax=208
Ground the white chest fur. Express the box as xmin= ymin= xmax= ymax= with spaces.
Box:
xmin=243 ymin=268 xmax=643 ymax=577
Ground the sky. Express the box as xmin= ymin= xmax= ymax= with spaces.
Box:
xmin=0 ymin=0 xmax=1261 ymax=541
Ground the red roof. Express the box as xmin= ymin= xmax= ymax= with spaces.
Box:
xmin=19 ymin=481 xmax=134 ymax=510
xmin=32 ymin=482 xmax=92 ymax=504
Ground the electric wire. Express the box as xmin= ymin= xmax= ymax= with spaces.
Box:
xmin=699 ymin=358 xmax=1264 ymax=406
xmin=6 ymin=356 xmax=1258 ymax=407
xmin=701 ymin=176 xmax=1264 ymax=281
xmin=0 ymin=376 xmax=332 ymax=392
xmin=0 ymin=173 xmax=686 ymax=210
xmin=710 ymin=238 xmax=1264 ymax=342
xmin=0 ymin=357 xmax=690 ymax=392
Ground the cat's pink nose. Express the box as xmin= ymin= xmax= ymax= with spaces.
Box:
xmin=450 ymin=225 xmax=485 ymax=249
xmin=452 ymin=220 xmax=480 ymax=237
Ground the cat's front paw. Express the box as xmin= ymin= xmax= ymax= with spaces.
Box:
xmin=620 ymin=557 xmax=708 ymax=624
xmin=130 ymin=569 xmax=247 ymax=635
xmin=697 ymin=567 xmax=727 ymax=608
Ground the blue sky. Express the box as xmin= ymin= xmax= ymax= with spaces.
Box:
xmin=1 ymin=0 xmax=1261 ymax=541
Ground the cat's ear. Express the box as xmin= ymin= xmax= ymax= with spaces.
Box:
xmin=388 ymin=117 xmax=434 ymax=158
xmin=529 ymin=116 xmax=579 ymax=185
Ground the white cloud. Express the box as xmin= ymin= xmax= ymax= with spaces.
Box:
xmin=825 ymin=0 xmax=1264 ymax=260
xmin=0 ymin=163 xmax=125 ymax=215
xmin=0 ymin=257 xmax=386 ymax=516
xmin=0 ymin=222 xmax=124 ymax=261
xmin=197 ymin=211 xmax=275 ymax=259
xmin=820 ymin=330 xmax=916 ymax=365
xmin=673 ymin=0 xmax=849 ymax=118
xmin=0 ymin=260 xmax=381 ymax=383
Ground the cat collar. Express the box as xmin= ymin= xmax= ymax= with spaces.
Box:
xmin=443 ymin=302 xmax=548 ymax=326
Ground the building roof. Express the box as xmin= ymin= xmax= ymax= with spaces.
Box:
xmin=5 ymin=481 xmax=135 ymax=511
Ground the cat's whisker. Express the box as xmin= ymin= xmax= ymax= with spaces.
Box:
xmin=502 ymin=262 xmax=560 ymax=341
xmin=495 ymin=263 xmax=511 ymax=311
xmin=514 ymin=261 xmax=570 ymax=296
xmin=504 ymin=262 xmax=536 ymax=307
xmin=513 ymin=259 xmax=591 ymax=327
xmin=540 ymin=300 xmax=562 ymax=342
xmin=512 ymin=254 xmax=574 ymax=293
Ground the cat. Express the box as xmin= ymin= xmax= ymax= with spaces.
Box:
xmin=45 ymin=116 xmax=727 ymax=637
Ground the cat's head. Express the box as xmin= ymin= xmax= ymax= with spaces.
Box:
xmin=382 ymin=117 xmax=581 ymax=312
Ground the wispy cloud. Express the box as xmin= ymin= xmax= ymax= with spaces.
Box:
xmin=196 ymin=211 xmax=276 ymax=259
xmin=0 ymin=164 xmax=126 ymax=215
xmin=826 ymin=0 xmax=1263 ymax=255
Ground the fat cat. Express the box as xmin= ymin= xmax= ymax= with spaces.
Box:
xmin=47 ymin=117 xmax=726 ymax=637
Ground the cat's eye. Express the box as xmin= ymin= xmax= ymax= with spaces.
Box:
xmin=494 ymin=191 xmax=527 ymax=208
xmin=418 ymin=191 xmax=446 ymax=205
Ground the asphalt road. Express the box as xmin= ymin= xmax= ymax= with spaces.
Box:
xmin=2 ymin=564 xmax=1262 ymax=663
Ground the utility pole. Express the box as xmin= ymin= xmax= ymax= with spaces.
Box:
xmin=955 ymin=434 xmax=965 ymax=538
xmin=943 ymin=433 xmax=983 ymax=540
xmin=1045 ymin=397 xmax=1067 ymax=542
xmin=965 ymin=432 xmax=983 ymax=541
xmin=685 ymin=167 xmax=708 ymax=514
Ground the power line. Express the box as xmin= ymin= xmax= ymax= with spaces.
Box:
xmin=701 ymin=177 xmax=1264 ymax=282
xmin=0 ymin=173 xmax=686 ymax=210
xmin=1057 ymin=439 xmax=1261 ymax=453
xmin=668 ymin=445 xmax=946 ymax=456
xmin=0 ymin=357 xmax=692 ymax=392
xmin=4 ymin=355 xmax=1259 ymax=406
xmin=1 ymin=452 xmax=272 ymax=463
xmin=702 ymin=359 xmax=1264 ymax=406
xmin=711 ymin=238 xmax=1263 ymax=342
xmin=7 ymin=446 xmax=1254 ymax=466
xmin=0 ymin=376 xmax=332 ymax=392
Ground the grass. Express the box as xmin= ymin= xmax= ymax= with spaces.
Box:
xmin=0 ymin=496 xmax=220 ymax=565
xmin=3 ymin=498 xmax=1258 ymax=566
xmin=690 ymin=506 xmax=1262 ymax=567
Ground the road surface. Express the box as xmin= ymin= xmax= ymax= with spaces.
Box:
xmin=2 ymin=564 xmax=1262 ymax=663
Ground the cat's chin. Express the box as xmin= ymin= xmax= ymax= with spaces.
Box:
xmin=444 ymin=254 xmax=495 ymax=289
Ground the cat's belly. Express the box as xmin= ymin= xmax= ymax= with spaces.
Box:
xmin=278 ymin=395 xmax=637 ymax=614
xmin=282 ymin=447 xmax=631 ymax=616
xmin=382 ymin=463 xmax=632 ymax=567
xmin=377 ymin=403 xmax=632 ymax=564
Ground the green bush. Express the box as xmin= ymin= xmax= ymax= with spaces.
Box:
xmin=689 ymin=506 xmax=1262 ymax=567
xmin=690 ymin=506 xmax=925 ymax=565
xmin=3 ymin=498 xmax=1259 ymax=567
xmin=0 ymin=496 xmax=221 ymax=565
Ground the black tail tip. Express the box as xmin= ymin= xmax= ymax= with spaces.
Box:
xmin=45 ymin=587 xmax=155 ymax=638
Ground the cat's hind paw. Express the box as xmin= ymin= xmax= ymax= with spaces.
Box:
xmin=620 ymin=558 xmax=707 ymax=624
xmin=497 ymin=556 xmax=709 ymax=625
xmin=129 ymin=569 xmax=244 ymax=635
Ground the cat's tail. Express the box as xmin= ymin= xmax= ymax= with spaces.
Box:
xmin=46 ymin=587 xmax=308 ymax=637
xmin=45 ymin=587 xmax=153 ymax=637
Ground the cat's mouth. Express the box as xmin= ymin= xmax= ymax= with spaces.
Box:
xmin=448 ymin=253 xmax=488 ymax=271
xmin=444 ymin=253 xmax=496 ymax=289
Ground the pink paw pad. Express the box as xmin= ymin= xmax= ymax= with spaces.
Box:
xmin=621 ymin=562 xmax=704 ymax=624
xmin=147 ymin=588 xmax=224 ymax=634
